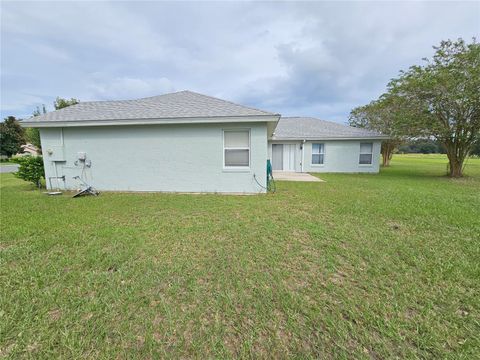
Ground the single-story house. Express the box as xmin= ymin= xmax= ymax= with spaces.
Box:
xmin=21 ymin=90 xmax=386 ymax=193
xmin=16 ymin=143 xmax=40 ymax=157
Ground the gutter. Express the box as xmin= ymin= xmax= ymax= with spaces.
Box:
xmin=20 ymin=114 xmax=281 ymax=128
xmin=271 ymin=135 xmax=390 ymax=141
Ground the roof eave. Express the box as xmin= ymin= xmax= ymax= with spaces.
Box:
xmin=270 ymin=135 xmax=390 ymax=141
xmin=20 ymin=114 xmax=281 ymax=128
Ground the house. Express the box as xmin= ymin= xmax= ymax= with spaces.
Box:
xmin=16 ymin=143 xmax=40 ymax=157
xmin=21 ymin=90 xmax=386 ymax=193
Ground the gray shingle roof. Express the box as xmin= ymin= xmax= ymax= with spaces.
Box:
xmin=26 ymin=90 xmax=278 ymax=122
xmin=272 ymin=117 xmax=386 ymax=140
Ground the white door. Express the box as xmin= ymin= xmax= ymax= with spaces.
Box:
xmin=272 ymin=144 xmax=283 ymax=170
xmin=283 ymin=144 xmax=296 ymax=171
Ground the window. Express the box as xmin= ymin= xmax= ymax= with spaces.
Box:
xmin=359 ymin=142 xmax=373 ymax=164
xmin=312 ymin=143 xmax=325 ymax=165
xmin=224 ymin=130 xmax=250 ymax=168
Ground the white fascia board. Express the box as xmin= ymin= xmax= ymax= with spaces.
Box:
xmin=20 ymin=115 xmax=281 ymax=128
xmin=269 ymin=135 xmax=390 ymax=141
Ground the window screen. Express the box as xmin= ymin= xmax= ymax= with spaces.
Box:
xmin=224 ymin=130 xmax=250 ymax=167
xmin=224 ymin=131 xmax=249 ymax=148
xmin=312 ymin=143 xmax=325 ymax=165
xmin=359 ymin=142 xmax=373 ymax=164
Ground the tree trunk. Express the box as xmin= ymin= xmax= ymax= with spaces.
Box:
xmin=445 ymin=142 xmax=465 ymax=177
xmin=381 ymin=142 xmax=395 ymax=167
xmin=382 ymin=152 xmax=391 ymax=167
xmin=448 ymin=156 xmax=464 ymax=177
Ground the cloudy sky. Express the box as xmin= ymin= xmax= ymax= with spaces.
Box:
xmin=1 ymin=1 xmax=479 ymax=123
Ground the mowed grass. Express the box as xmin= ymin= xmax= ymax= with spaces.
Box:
xmin=1 ymin=154 xmax=479 ymax=359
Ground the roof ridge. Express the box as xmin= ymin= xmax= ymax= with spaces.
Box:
xmin=61 ymin=91 xmax=190 ymax=105
xmin=137 ymin=90 xmax=189 ymax=101
xmin=181 ymin=90 xmax=279 ymax=116
xmin=70 ymin=98 xmax=138 ymax=105
xmin=283 ymin=116 xmax=352 ymax=127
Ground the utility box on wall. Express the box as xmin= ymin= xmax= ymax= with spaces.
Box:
xmin=46 ymin=146 xmax=66 ymax=161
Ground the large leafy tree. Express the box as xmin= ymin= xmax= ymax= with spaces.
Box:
xmin=54 ymin=97 xmax=79 ymax=110
xmin=388 ymin=38 xmax=480 ymax=177
xmin=0 ymin=116 xmax=25 ymax=157
xmin=349 ymin=95 xmax=406 ymax=167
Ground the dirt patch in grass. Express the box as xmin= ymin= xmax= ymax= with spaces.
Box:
xmin=48 ymin=309 xmax=62 ymax=322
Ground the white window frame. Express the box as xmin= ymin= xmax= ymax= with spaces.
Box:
xmin=311 ymin=143 xmax=325 ymax=166
xmin=223 ymin=129 xmax=251 ymax=171
xmin=359 ymin=142 xmax=373 ymax=165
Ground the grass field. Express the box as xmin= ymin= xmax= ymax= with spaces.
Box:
xmin=1 ymin=154 xmax=479 ymax=359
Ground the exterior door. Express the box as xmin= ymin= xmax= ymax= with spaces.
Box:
xmin=283 ymin=144 xmax=296 ymax=171
xmin=272 ymin=144 xmax=283 ymax=170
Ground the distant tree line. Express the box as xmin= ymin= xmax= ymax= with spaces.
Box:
xmin=397 ymin=139 xmax=446 ymax=154
xmin=349 ymin=38 xmax=480 ymax=177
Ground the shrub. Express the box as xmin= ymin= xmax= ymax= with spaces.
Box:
xmin=14 ymin=156 xmax=45 ymax=188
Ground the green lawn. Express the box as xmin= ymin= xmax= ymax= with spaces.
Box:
xmin=1 ymin=154 xmax=479 ymax=359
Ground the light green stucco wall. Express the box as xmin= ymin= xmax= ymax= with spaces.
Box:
xmin=40 ymin=122 xmax=268 ymax=193
xmin=267 ymin=140 xmax=382 ymax=173
xmin=302 ymin=140 xmax=381 ymax=173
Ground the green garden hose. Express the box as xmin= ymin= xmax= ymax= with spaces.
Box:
xmin=266 ymin=159 xmax=276 ymax=193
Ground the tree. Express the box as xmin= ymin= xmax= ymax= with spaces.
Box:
xmin=54 ymin=97 xmax=79 ymax=110
xmin=25 ymin=128 xmax=41 ymax=150
xmin=471 ymin=139 xmax=480 ymax=156
xmin=33 ymin=104 xmax=47 ymax=116
xmin=0 ymin=116 xmax=25 ymax=157
xmin=388 ymin=38 xmax=480 ymax=177
xmin=398 ymin=139 xmax=442 ymax=154
xmin=349 ymin=95 xmax=405 ymax=166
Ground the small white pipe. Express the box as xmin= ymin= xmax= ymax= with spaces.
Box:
xmin=53 ymin=162 xmax=59 ymax=190
xmin=60 ymin=128 xmax=64 ymax=146
xmin=301 ymin=139 xmax=306 ymax=173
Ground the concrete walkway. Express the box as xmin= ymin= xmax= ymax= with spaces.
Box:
xmin=0 ymin=164 xmax=19 ymax=173
xmin=273 ymin=171 xmax=324 ymax=182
